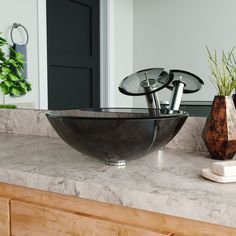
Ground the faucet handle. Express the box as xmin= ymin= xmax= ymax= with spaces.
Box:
xmin=167 ymin=70 xmax=204 ymax=94
xmin=118 ymin=68 xmax=174 ymax=96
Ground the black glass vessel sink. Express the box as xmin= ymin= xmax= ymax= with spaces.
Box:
xmin=46 ymin=108 xmax=188 ymax=166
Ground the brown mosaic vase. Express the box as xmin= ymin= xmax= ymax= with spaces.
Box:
xmin=233 ymin=93 xmax=236 ymax=106
xmin=202 ymin=96 xmax=236 ymax=160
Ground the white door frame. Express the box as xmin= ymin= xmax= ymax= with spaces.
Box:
xmin=37 ymin=0 xmax=113 ymax=109
xmin=100 ymin=0 xmax=115 ymax=107
xmin=37 ymin=0 xmax=48 ymax=110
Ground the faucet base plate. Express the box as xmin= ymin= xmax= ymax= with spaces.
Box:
xmin=105 ymin=160 xmax=126 ymax=166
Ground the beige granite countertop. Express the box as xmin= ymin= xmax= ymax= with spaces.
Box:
xmin=0 ymin=133 xmax=235 ymax=228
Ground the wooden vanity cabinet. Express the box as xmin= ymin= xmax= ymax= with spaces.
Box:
xmin=0 ymin=195 xmax=10 ymax=236
xmin=10 ymin=200 xmax=171 ymax=236
xmin=0 ymin=182 xmax=235 ymax=236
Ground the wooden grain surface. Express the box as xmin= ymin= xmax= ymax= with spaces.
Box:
xmin=11 ymin=200 xmax=172 ymax=236
xmin=0 ymin=195 xmax=10 ymax=236
xmin=0 ymin=182 xmax=235 ymax=236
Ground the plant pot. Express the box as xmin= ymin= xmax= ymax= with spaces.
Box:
xmin=202 ymin=96 xmax=236 ymax=160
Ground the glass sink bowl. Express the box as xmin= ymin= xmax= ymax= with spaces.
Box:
xmin=46 ymin=108 xmax=188 ymax=166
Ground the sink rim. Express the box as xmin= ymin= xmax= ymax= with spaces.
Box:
xmin=46 ymin=108 xmax=189 ymax=120
xmin=46 ymin=107 xmax=189 ymax=166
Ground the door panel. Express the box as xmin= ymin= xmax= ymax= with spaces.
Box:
xmin=49 ymin=66 xmax=92 ymax=108
xmin=47 ymin=0 xmax=100 ymax=109
xmin=48 ymin=0 xmax=92 ymax=59
xmin=11 ymin=200 xmax=173 ymax=236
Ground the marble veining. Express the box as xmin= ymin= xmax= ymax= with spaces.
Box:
xmin=0 ymin=133 xmax=235 ymax=227
xmin=0 ymin=109 xmax=57 ymax=137
xmin=166 ymin=116 xmax=207 ymax=152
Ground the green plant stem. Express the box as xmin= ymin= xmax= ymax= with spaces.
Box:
xmin=206 ymin=46 xmax=236 ymax=96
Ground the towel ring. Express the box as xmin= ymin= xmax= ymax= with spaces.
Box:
xmin=10 ymin=23 xmax=29 ymax=46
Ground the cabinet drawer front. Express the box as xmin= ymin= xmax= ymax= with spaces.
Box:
xmin=11 ymin=200 xmax=173 ymax=236
xmin=0 ymin=196 xmax=10 ymax=236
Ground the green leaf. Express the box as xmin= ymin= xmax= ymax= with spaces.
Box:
xmin=19 ymin=82 xmax=27 ymax=90
xmin=17 ymin=59 xmax=25 ymax=63
xmin=4 ymin=81 xmax=13 ymax=87
xmin=11 ymin=88 xmax=20 ymax=96
xmin=2 ymin=67 xmax=10 ymax=74
xmin=0 ymin=74 xmax=6 ymax=80
xmin=0 ymin=34 xmax=7 ymax=43
xmin=15 ymin=68 xmax=21 ymax=76
xmin=0 ymin=37 xmax=7 ymax=46
xmin=18 ymin=87 xmax=26 ymax=95
xmin=17 ymin=62 xmax=24 ymax=69
xmin=5 ymin=59 xmax=18 ymax=68
xmin=0 ymin=82 xmax=9 ymax=95
xmin=9 ymin=73 xmax=19 ymax=81
xmin=9 ymin=47 xmax=16 ymax=55
xmin=25 ymin=81 xmax=32 ymax=91
xmin=8 ymin=58 xmax=16 ymax=64
xmin=15 ymin=52 xmax=24 ymax=60
xmin=0 ymin=50 xmax=5 ymax=60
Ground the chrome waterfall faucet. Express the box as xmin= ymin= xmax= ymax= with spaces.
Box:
xmin=119 ymin=68 xmax=204 ymax=111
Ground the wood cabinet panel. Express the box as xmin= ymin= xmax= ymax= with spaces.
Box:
xmin=0 ymin=196 xmax=10 ymax=236
xmin=11 ymin=200 xmax=173 ymax=236
xmin=0 ymin=182 xmax=235 ymax=236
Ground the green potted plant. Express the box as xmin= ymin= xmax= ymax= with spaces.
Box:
xmin=0 ymin=34 xmax=31 ymax=108
xmin=206 ymin=46 xmax=236 ymax=95
xmin=223 ymin=48 xmax=236 ymax=104
xmin=202 ymin=46 xmax=236 ymax=160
